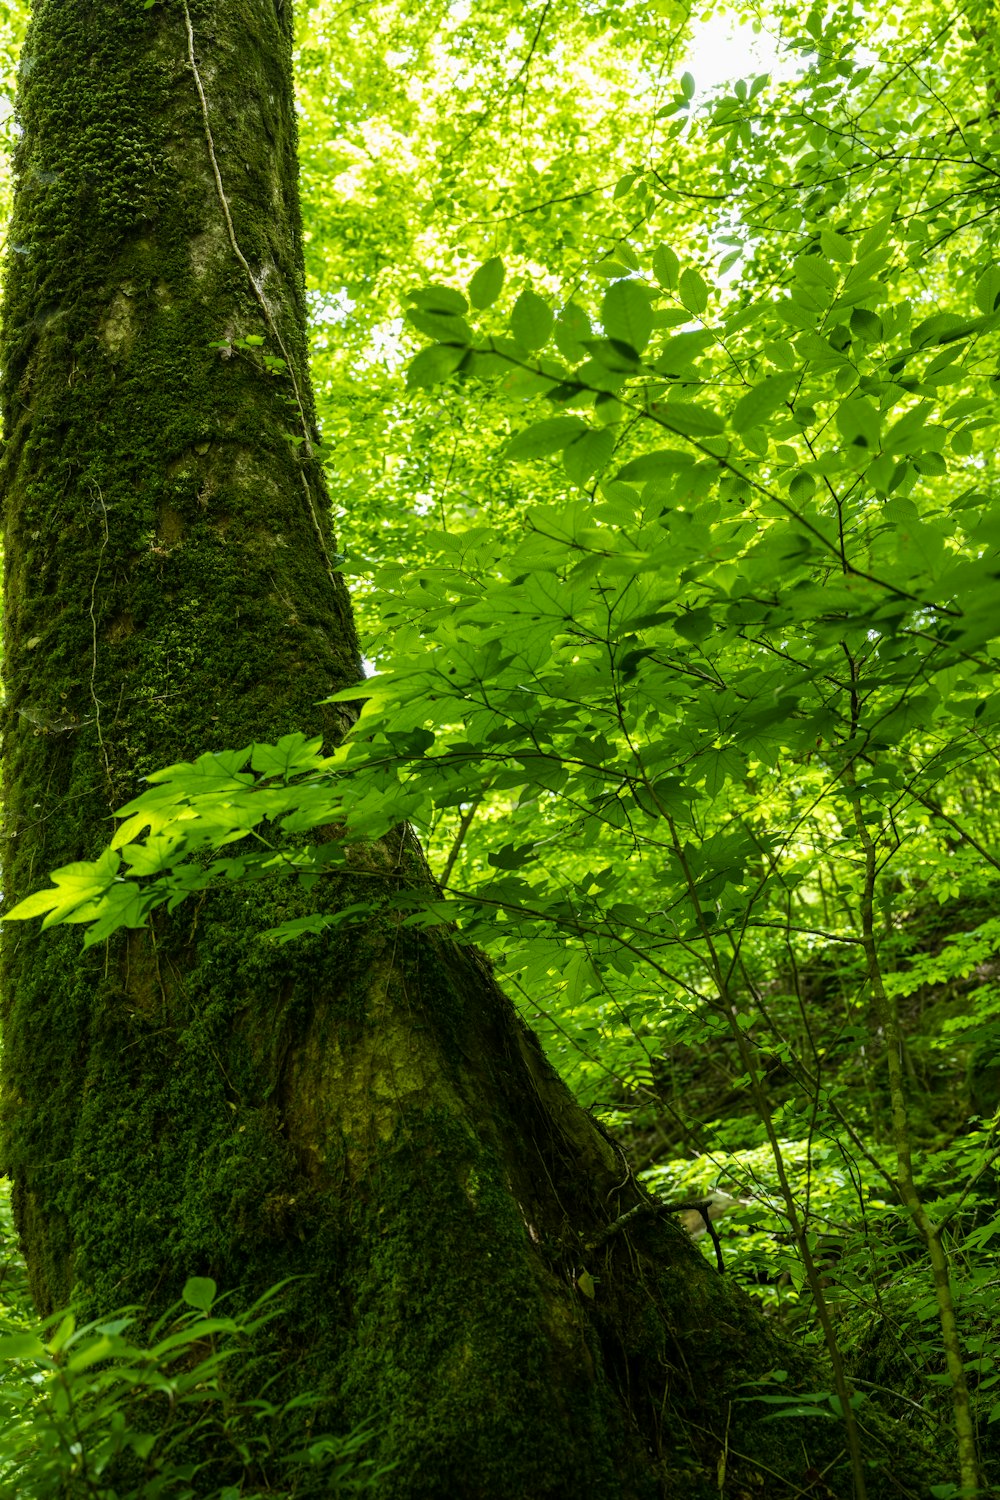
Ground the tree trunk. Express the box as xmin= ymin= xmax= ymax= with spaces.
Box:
xmin=0 ymin=3 xmax=929 ymax=1496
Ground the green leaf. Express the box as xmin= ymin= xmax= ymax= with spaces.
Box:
xmin=760 ymin=1406 xmax=836 ymax=1422
xmin=615 ymin=447 xmax=696 ymax=482
xmin=975 ymin=265 xmax=1000 ymax=316
xmin=67 ymin=1335 xmax=117 ymax=1374
xmin=511 ymin=289 xmax=554 ymax=350
xmin=0 ymin=1332 xmax=47 ymax=1361
xmin=563 ymin=427 xmax=616 ymax=486
xmin=140 ymin=747 xmax=254 ymax=790
xmin=4 ymin=848 xmax=122 ymax=927
xmin=555 ymin=302 xmax=591 ymax=362
xmin=850 ymin=307 xmax=882 ymax=341
xmin=884 ymin=402 xmax=932 ymax=454
xmin=81 ymin=884 xmax=158 ymax=946
xmin=835 ymin=397 xmax=881 ymax=449
xmin=406 ymin=344 xmax=466 ymax=390
xmin=731 ymin=374 xmax=795 ymax=434
xmin=678 ymin=267 xmax=709 ymax=315
xmin=505 ymin=416 xmax=587 ymax=460
xmin=680 ymin=71 xmax=695 ymax=100
xmin=674 ymin=607 xmax=713 ymax=642
xmin=910 ymin=311 xmax=975 ymax=349
xmin=182 ymin=1276 xmax=217 ymax=1313
xmin=409 ymin=284 xmax=468 ymax=315
xmin=406 ymin=308 xmax=471 ymax=344
xmin=652 ymin=244 xmax=679 ymax=290
xmin=468 ymin=255 xmax=505 ymax=310
xmin=580 ymin=337 xmax=640 ymax=371
xmin=788 ymin=471 xmax=816 ymax=502
xmin=250 ymin=733 xmax=326 ymax=780
xmin=659 ymin=399 xmax=724 ymax=437
xmin=602 ymin=280 xmax=652 ymax=354
xmin=653 ymin=329 xmax=713 ymax=377
xmin=819 ymin=228 xmax=853 ymax=262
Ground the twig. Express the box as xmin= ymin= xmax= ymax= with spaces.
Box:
xmin=585 ymin=1196 xmax=730 ymax=1273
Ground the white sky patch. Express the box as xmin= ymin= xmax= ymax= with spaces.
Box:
xmin=680 ymin=8 xmax=799 ymax=100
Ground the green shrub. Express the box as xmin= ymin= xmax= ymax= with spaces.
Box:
xmin=0 ymin=1270 xmax=391 ymax=1498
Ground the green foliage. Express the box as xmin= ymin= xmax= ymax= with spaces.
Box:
xmin=0 ymin=1238 xmax=391 ymax=1497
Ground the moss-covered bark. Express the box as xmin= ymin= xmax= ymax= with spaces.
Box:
xmin=0 ymin=3 xmax=936 ymax=1496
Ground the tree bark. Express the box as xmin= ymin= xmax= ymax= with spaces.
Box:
xmin=0 ymin=3 xmax=933 ymax=1496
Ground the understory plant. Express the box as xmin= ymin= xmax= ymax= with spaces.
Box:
xmin=0 ymin=1223 xmax=390 ymax=1499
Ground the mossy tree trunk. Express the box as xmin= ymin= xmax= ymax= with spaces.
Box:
xmin=0 ymin=3 xmax=925 ymax=1497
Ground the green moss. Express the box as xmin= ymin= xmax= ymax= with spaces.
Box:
xmin=0 ymin=0 xmax=355 ymax=1299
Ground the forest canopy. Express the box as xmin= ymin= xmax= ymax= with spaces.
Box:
xmin=2 ymin=0 xmax=1000 ymax=1496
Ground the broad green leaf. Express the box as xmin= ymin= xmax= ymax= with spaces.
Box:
xmin=555 ymin=302 xmax=592 ymax=362
xmin=142 ymin=748 xmax=254 ymax=788
xmin=652 ymin=244 xmax=680 ymax=290
xmin=910 ymin=311 xmax=975 ymax=349
xmin=731 ymin=374 xmax=795 ymax=434
xmin=409 ymin=284 xmax=468 ymax=315
xmin=505 ymin=416 xmax=588 ymax=460
xmin=120 ymin=834 xmax=181 ymax=876
xmin=406 ymin=308 xmax=471 ymax=344
xmin=850 ymin=307 xmax=882 ymax=342
xmin=678 ymin=267 xmax=709 ymax=315
xmin=760 ymin=1407 xmax=836 ymax=1422
xmin=601 ymin=279 xmax=653 ymax=354
xmin=182 ymin=1277 xmax=218 ymax=1313
xmin=5 ymin=848 xmax=122 ymax=927
xmin=580 ymin=336 xmax=640 ymax=371
xmin=674 ymin=607 xmax=714 ymax=642
xmin=835 ymin=397 xmax=880 ymax=449
xmin=615 ymin=447 xmax=697 ymax=482
xmin=564 ymin=427 xmax=616 ymax=486
xmin=819 ymin=228 xmax=852 ymax=262
xmin=0 ymin=1333 xmax=47 ymax=1361
xmin=788 ymin=471 xmax=816 ymax=502
xmin=67 ymin=1336 xmax=116 ymax=1374
xmin=658 ymin=399 xmax=724 ymax=437
xmin=511 ymin=289 xmax=554 ymax=350
xmin=406 ymin=344 xmax=466 ymax=390
xmin=81 ymin=885 xmax=176 ymax=946
xmin=653 ymin=329 xmax=714 ymax=376
xmin=975 ymin=265 xmax=1000 ymax=316
xmin=884 ymin=402 xmax=932 ymax=454
xmin=468 ymin=255 xmax=505 ymax=310
xmin=250 ymin=733 xmax=327 ymax=779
